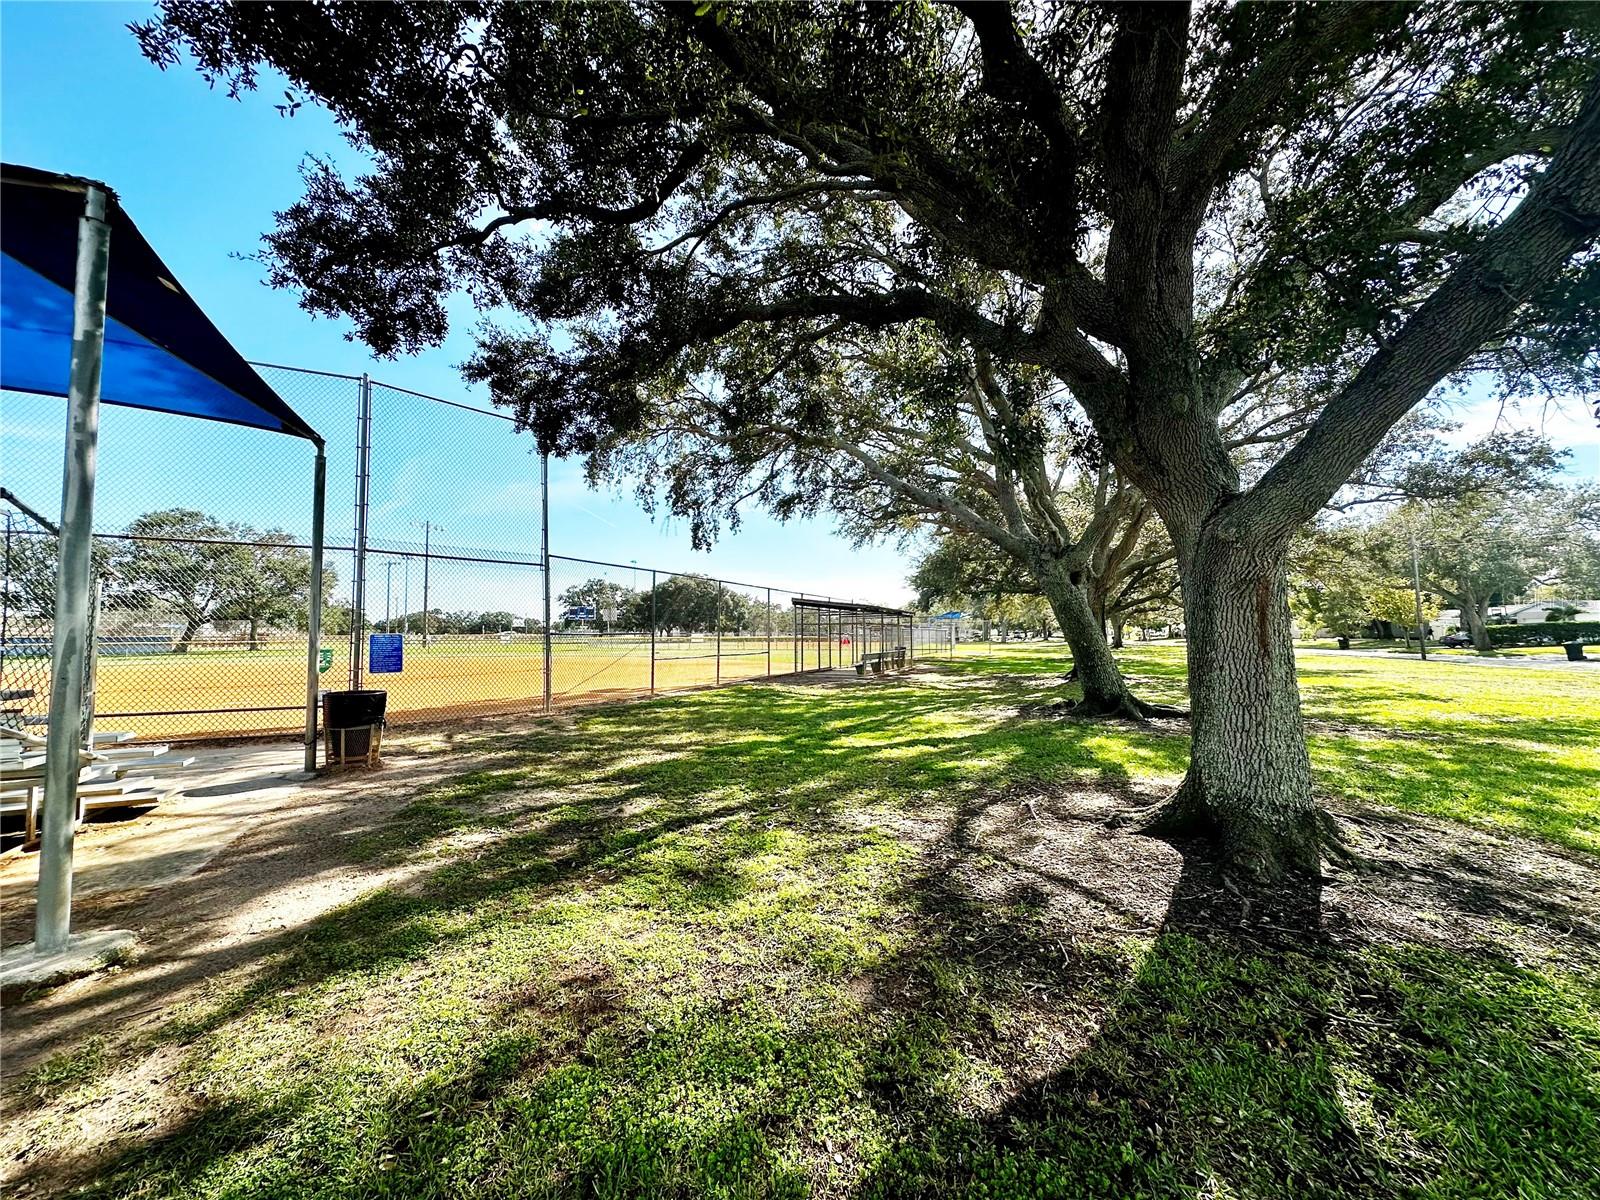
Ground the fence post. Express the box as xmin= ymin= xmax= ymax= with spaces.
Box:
xmin=349 ymin=373 xmax=372 ymax=691
xmin=766 ymin=587 xmax=772 ymax=678
xmin=541 ymin=454 xmax=552 ymax=715
xmin=650 ymin=569 xmax=657 ymax=696
xmin=715 ymin=579 xmax=722 ymax=684
xmin=303 ymin=446 xmax=326 ymax=772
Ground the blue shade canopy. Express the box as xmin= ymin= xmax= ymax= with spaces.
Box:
xmin=1 ymin=163 xmax=321 ymax=443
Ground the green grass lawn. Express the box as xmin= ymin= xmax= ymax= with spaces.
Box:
xmin=6 ymin=646 xmax=1598 ymax=1199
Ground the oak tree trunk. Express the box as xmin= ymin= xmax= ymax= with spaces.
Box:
xmin=174 ymin=614 xmax=202 ymax=653
xmin=1034 ymin=561 xmax=1170 ymax=719
xmin=1149 ymin=532 xmax=1323 ymax=878
xmin=1459 ymin=584 xmax=1491 ymax=651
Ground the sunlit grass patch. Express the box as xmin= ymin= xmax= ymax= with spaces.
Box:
xmin=6 ymin=643 xmax=1598 ymax=1198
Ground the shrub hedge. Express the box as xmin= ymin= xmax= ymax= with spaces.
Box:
xmin=1483 ymin=621 xmax=1600 ymax=647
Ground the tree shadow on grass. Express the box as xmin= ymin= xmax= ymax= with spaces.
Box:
xmin=7 ymin=670 xmax=1597 ymax=1198
xmin=850 ymin=788 xmax=1600 ymax=1199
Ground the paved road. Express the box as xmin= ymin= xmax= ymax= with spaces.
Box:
xmin=1297 ymin=647 xmax=1598 ymax=671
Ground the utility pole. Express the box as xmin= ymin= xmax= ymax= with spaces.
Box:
xmin=413 ymin=520 xmax=442 ymax=646
xmin=541 ymin=451 xmax=552 ymax=714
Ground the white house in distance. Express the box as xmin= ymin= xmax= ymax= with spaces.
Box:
xmin=1435 ymin=598 xmax=1600 ymax=629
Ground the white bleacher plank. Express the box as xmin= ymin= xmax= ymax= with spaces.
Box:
xmin=76 ymin=776 xmax=157 ymax=796
xmin=91 ymin=745 xmax=173 ymax=761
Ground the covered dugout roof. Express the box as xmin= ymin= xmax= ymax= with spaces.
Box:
xmin=791 ymin=597 xmax=913 ymax=618
xmin=1 ymin=163 xmax=320 ymax=444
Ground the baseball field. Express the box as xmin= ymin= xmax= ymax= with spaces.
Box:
xmin=33 ymin=633 xmax=885 ymax=740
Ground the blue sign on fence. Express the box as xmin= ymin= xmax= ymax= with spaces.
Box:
xmin=368 ymin=633 xmax=404 ymax=674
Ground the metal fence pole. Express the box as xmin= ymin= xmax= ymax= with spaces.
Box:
xmin=33 ymin=183 xmax=111 ymax=953
xmin=349 ymin=373 xmax=372 ymax=691
xmin=650 ymin=569 xmax=657 ymax=696
xmin=541 ymin=453 xmax=552 ymax=714
xmin=715 ymin=579 xmax=723 ymax=684
xmin=302 ymin=446 xmax=326 ymax=772
xmin=766 ymin=587 xmax=772 ymax=678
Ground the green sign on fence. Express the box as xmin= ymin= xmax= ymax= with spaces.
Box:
xmin=318 ymin=648 xmax=334 ymax=674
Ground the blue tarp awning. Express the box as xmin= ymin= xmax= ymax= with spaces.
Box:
xmin=1 ymin=163 xmax=320 ymax=443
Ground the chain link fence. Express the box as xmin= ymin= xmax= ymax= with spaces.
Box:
xmin=3 ymin=365 xmax=931 ymax=743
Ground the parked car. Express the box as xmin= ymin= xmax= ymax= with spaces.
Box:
xmin=1439 ymin=631 xmax=1474 ymax=648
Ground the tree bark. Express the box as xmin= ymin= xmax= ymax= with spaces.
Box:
xmin=1034 ymin=559 xmax=1175 ymax=718
xmin=1458 ymin=583 xmax=1491 ymax=651
xmin=248 ymin=615 xmax=262 ymax=651
xmin=1144 ymin=531 xmax=1324 ymax=878
xmin=174 ymin=614 xmax=202 ymax=652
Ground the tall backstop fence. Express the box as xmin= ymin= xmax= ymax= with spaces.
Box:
xmin=3 ymin=364 xmax=933 ymax=743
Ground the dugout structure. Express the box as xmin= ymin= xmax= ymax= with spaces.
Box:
xmin=0 ymin=164 xmax=324 ymax=957
xmin=792 ymin=597 xmax=915 ymax=673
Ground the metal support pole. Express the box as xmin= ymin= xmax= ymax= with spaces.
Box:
xmin=541 ymin=452 xmax=552 ymax=713
xmin=766 ymin=587 xmax=772 ymax=678
xmin=419 ymin=521 xmax=435 ymax=647
xmin=349 ymin=374 xmax=372 ymax=690
xmin=34 ymin=184 xmax=111 ymax=953
xmin=2 ymin=513 xmax=12 ymax=684
xmin=302 ymin=447 xmax=327 ymax=772
xmin=715 ymin=580 xmax=723 ymax=684
xmin=650 ymin=569 xmax=657 ymax=695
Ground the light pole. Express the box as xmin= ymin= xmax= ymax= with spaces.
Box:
xmin=384 ymin=559 xmax=395 ymax=631
xmin=402 ymin=558 xmax=411 ymax=640
xmin=412 ymin=520 xmax=442 ymax=646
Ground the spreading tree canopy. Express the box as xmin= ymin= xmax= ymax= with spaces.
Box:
xmin=136 ymin=1 xmax=1600 ymax=876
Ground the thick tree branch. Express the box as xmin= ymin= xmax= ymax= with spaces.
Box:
xmin=433 ymin=141 xmax=709 ymax=253
xmin=1237 ymin=70 xmax=1600 ymax=544
xmin=1173 ymin=6 xmax=1391 ymax=208
xmin=951 ymin=2 xmax=1081 ymax=192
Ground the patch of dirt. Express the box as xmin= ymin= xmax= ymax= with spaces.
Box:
xmin=0 ymin=740 xmax=507 ymax=1086
xmin=908 ymin=778 xmax=1600 ymax=972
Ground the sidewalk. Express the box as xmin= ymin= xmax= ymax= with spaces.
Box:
xmin=1297 ymin=647 xmax=1598 ymax=670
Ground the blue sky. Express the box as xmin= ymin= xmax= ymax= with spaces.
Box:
xmin=0 ymin=0 xmax=920 ymax=608
xmin=3 ymin=2 xmax=1596 ymax=617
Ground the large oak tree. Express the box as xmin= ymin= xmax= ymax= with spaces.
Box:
xmin=137 ymin=1 xmax=1600 ymax=876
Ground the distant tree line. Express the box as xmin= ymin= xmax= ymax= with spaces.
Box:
xmin=3 ymin=508 xmax=334 ymax=651
xmin=556 ymin=575 xmax=794 ymax=635
xmin=1290 ymin=423 xmax=1599 ymax=649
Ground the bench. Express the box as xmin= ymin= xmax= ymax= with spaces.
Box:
xmin=855 ymin=647 xmax=909 ymax=676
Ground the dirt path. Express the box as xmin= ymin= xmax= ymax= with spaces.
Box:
xmin=0 ymin=733 xmax=509 ymax=1082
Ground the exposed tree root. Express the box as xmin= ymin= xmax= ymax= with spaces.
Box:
xmin=1064 ymin=692 xmax=1188 ymax=722
xmin=1117 ymin=780 xmax=1370 ymax=882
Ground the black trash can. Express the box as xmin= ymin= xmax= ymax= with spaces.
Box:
xmin=322 ymin=688 xmax=388 ymax=766
xmin=1336 ymin=635 xmax=1351 ymax=650
xmin=1564 ymin=640 xmax=1587 ymax=662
